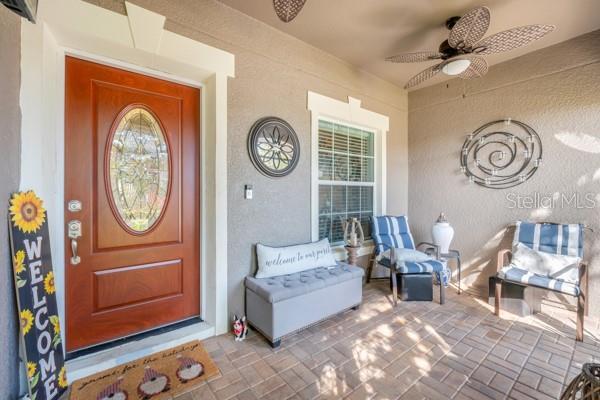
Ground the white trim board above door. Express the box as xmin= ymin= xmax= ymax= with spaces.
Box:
xmin=20 ymin=0 xmax=234 ymax=380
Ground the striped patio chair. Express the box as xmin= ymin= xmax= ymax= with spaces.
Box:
xmin=368 ymin=215 xmax=446 ymax=306
xmin=494 ymin=221 xmax=588 ymax=341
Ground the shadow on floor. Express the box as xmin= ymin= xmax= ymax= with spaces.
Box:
xmin=183 ymin=282 xmax=600 ymax=400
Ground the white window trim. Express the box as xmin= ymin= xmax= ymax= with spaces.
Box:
xmin=307 ymin=91 xmax=389 ymax=260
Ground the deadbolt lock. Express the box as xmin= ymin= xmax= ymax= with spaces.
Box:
xmin=67 ymin=200 xmax=82 ymax=212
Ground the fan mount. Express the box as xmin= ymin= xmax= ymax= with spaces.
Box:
xmin=445 ymin=16 xmax=462 ymax=30
xmin=438 ymin=40 xmax=459 ymax=60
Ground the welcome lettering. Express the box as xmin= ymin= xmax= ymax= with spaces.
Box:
xmin=24 ymin=236 xmax=58 ymax=400
xmin=263 ymin=245 xmax=333 ymax=268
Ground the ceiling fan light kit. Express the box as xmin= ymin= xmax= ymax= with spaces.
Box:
xmin=385 ymin=6 xmax=555 ymax=89
xmin=441 ymin=59 xmax=471 ymax=76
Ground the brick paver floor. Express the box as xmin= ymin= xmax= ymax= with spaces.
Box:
xmin=177 ymin=282 xmax=600 ymax=400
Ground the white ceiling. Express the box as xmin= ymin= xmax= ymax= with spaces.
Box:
xmin=217 ymin=0 xmax=600 ymax=90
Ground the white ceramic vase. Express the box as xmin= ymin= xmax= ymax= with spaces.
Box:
xmin=432 ymin=213 xmax=454 ymax=254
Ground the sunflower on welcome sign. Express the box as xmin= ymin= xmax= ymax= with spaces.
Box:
xmin=49 ymin=315 xmax=62 ymax=349
xmin=44 ymin=271 xmax=55 ymax=295
xmin=13 ymin=250 xmax=25 ymax=274
xmin=49 ymin=315 xmax=60 ymax=335
xmin=13 ymin=250 xmax=27 ymax=288
xmin=20 ymin=309 xmax=33 ymax=335
xmin=58 ymin=366 xmax=68 ymax=388
xmin=9 ymin=191 xmax=46 ymax=234
xmin=27 ymin=361 xmax=40 ymax=389
xmin=27 ymin=362 xmax=36 ymax=380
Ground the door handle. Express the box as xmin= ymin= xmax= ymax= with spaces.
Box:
xmin=70 ymin=239 xmax=81 ymax=265
xmin=67 ymin=219 xmax=82 ymax=265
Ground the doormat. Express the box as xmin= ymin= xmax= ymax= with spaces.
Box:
xmin=69 ymin=340 xmax=219 ymax=400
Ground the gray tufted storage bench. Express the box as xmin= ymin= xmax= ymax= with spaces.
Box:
xmin=245 ymin=262 xmax=363 ymax=347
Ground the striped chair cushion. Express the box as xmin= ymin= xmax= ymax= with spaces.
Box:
xmin=514 ymin=221 xmax=583 ymax=258
xmin=498 ymin=265 xmax=580 ymax=296
xmin=379 ymin=257 xmax=445 ymax=274
xmin=371 ymin=216 xmax=415 ymax=255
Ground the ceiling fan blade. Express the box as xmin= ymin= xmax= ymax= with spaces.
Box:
xmin=474 ymin=25 xmax=555 ymax=55
xmin=385 ymin=51 xmax=443 ymax=63
xmin=404 ymin=63 xmax=442 ymax=90
xmin=273 ymin=0 xmax=307 ymax=23
xmin=456 ymin=56 xmax=488 ymax=79
xmin=449 ymin=6 xmax=491 ymax=48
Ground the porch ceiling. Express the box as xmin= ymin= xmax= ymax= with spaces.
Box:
xmin=217 ymin=0 xmax=600 ymax=90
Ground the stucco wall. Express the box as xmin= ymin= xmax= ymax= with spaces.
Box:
xmin=84 ymin=0 xmax=409 ymax=317
xmin=408 ymin=30 xmax=600 ymax=318
xmin=0 ymin=5 xmax=22 ymax=399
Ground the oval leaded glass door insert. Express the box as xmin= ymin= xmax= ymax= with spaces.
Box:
xmin=108 ymin=106 xmax=170 ymax=233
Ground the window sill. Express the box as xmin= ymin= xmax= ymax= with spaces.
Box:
xmin=331 ymin=241 xmax=374 ymax=262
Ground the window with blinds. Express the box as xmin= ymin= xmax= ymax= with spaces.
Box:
xmin=318 ymin=120 xmax=374 ymax=244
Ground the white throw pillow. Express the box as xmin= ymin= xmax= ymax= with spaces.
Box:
xmin=255 ymin=238 xmax=337 ymax=279
xmin=511 ymin=242 xmax=581 ymax=284
xmin=380 ymin=248 xmax=432 ymax=263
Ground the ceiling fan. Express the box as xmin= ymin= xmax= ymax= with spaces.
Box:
xmin=386 ymin=7 xmax=555 ymax=89
xmin=273 ymin=0 xmax=307 ymax=23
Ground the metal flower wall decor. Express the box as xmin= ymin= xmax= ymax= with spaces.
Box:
xmin=248 ymin=117 xmax=300 ymax=178
xmin=460 ymin=119 xmax=542 ymax=189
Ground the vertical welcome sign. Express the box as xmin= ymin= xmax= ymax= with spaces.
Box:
xmin=8 ymin=191 xmax=67 ymax=400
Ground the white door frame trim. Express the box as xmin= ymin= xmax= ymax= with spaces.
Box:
xmin=19 ymin=0 xmax=233 ymax=359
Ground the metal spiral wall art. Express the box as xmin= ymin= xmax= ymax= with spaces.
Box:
xmin=460 ymin=119 xmax=542 ymax=189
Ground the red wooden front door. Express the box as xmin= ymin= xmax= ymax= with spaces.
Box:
xmin=64 ymin=57 xmax=200 ymax=352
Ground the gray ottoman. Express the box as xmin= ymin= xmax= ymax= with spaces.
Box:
xmin=391 ymin=273 xmax=434 ymax=301
xmin=245 ymin=262 xmax=363 ymax=347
